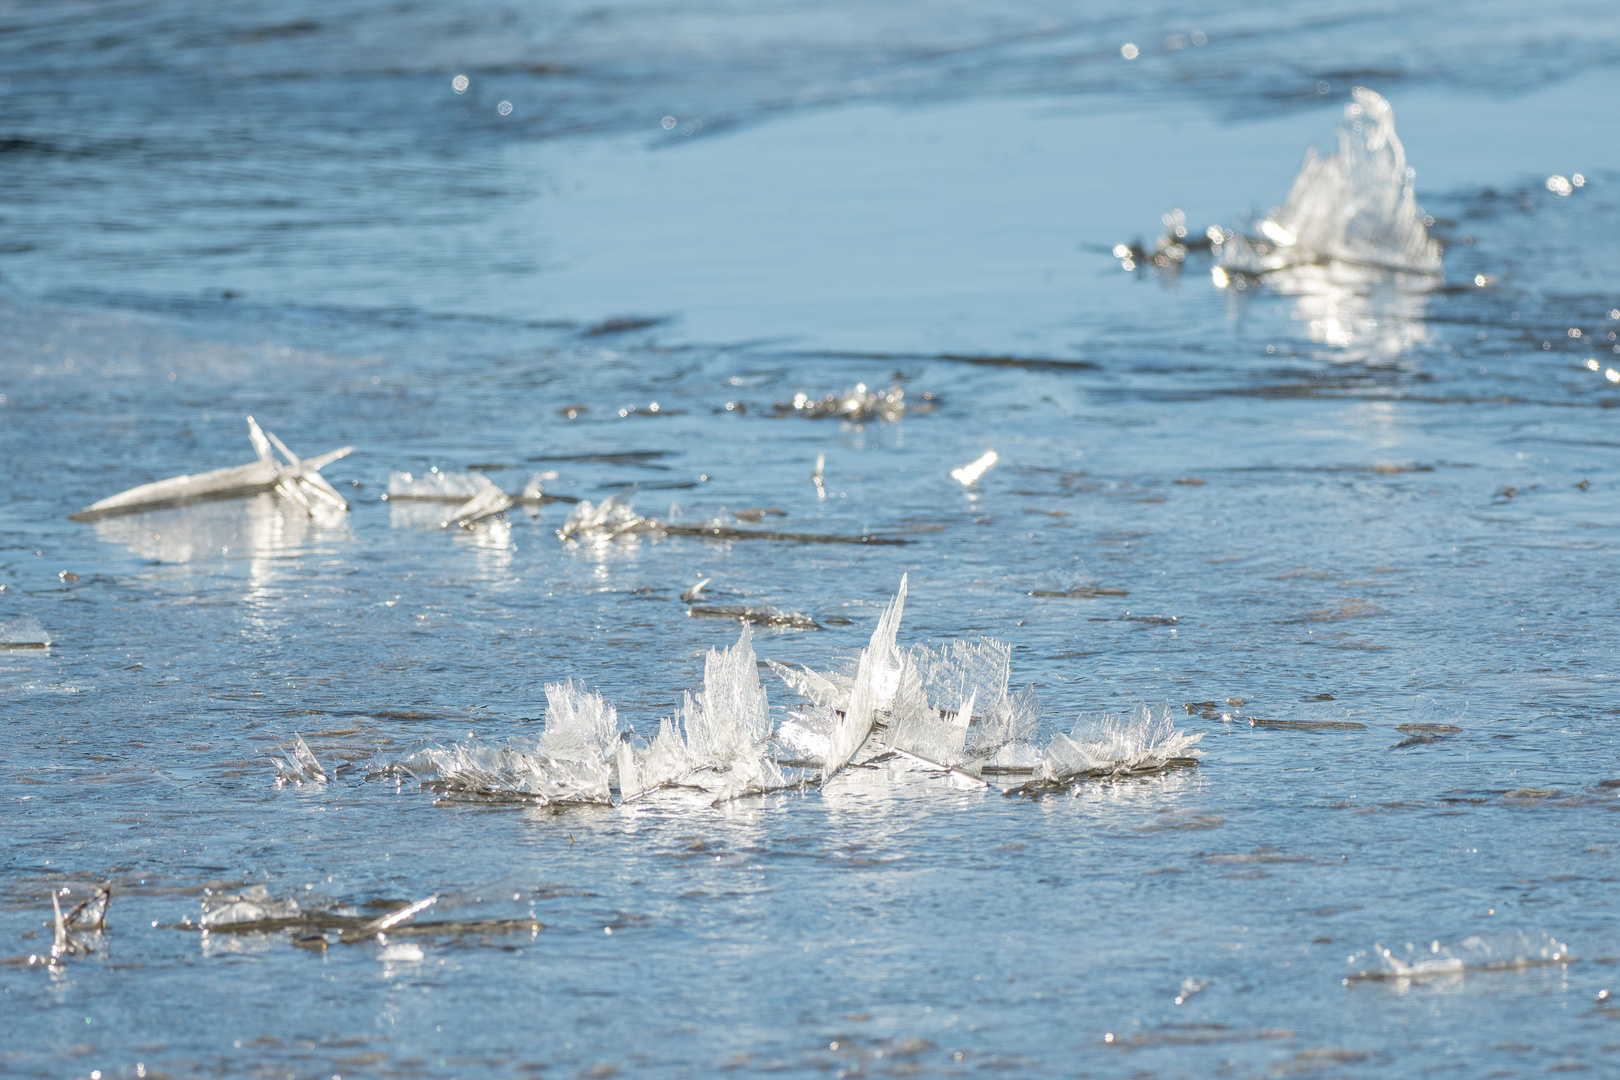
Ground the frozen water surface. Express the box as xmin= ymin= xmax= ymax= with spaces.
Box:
xmin=3 ymin=1 xmax=1620 ymax=1077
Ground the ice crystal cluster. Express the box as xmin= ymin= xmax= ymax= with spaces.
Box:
xmin=1224 ymin=87 xmax=1441 ymax=275
xmin=390 ymin=576 xmax=1202 ymax=808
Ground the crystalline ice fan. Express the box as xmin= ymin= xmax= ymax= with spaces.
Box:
xmin=71 ymin=416 xmax=353 ymax=521
xmin=385 ymin=576 xmax=1202 ymax=809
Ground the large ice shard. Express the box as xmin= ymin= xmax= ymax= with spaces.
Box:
xmin=1224 ymin=87 xmax=1441 ymax=276
xmin=71 ymin=416 xmax=353 ymax=521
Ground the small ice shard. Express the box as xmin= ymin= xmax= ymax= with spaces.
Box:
xmin=1223 ymin=87 xmax=1441 ymax=275
xmin=399 ymin=681 xmax=619 ymax=805
xmin=1347 ymin=931 xmax=1572 ymax=983
xmin=442 ymin=472 xmax=514 ymax=529
xmin=775 ymin=383 xmax=909 ymax=422
xmin=342 ymin=895 xmax=439 ymax=943
xmin=47 ymin=886 xmax=108 ymax=960
xmin=51 ymin=891 xmax=93 ymax=959
xmin=680 ymin=577 xmax=710 ymax=602
xmin=812 ymin=453 xmax=826 ymax=498
xmin=951 ymin=451 xmax=998 ymax=486
xmin=378 ymin=942 xmax=425 ymax=962
xmin=273 ymin=734 xmax=328 ymax=786
xmin=387 ymin=469 xmax=488 ymax=501
xmin=200 ymin=885 xmax=302 ymax=928
xmin=0 ymin=615 xmax=51 ymax=648
xmin=71 ymin=416 xmax=353 ymax=521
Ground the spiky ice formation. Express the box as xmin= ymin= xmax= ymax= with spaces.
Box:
xmin=1225 ymin=87 xmax=1441 ymax=275
xmin=1025 ymin=704 xmax=1204 ymax=789
xmin=401 ymin=681 xmax=619 ymax=805
xmin=619 ymin=626 xmax=788 ymax=804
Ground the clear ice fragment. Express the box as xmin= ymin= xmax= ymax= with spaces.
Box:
xmin=273 ymin=734 xmax=328 ymax=786
xmin=1224 ymin=87 xmax=1441 ymax=275
xmin=0 ymin=615 xmax=51 ymax=648
xmin=70 ymin=417 xmax=352 ymax=521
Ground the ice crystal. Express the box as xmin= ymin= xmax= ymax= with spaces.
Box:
xmin=1224 ymin=87 xmax=1441 ymax=275
xmin=1349 ymin=931 xmax=1572 ymax=982
xmin=1035 ymin=704 xmax=1204 ymax=784
xmin=273 ymin=733 xmax=327 ymax=786
xmin=556 ymin=493 xmax=656 ymax=542
xmin=387 ymin=469 xmax=489 ymax=500
xmin=401 ymin=681 xmax=619 ymax=805
xmin=619 ymin=626 xmax=787 ymax=804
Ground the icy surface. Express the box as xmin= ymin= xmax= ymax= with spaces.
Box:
xmin=1224 ymin=87 xmax=1442 ymax=275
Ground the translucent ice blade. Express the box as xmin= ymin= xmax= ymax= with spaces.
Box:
xmin=245 ymin=415 xmax=276 ymax=464
xmin=299 ymin=471 xmax=350 ymax=511
xmin=301 ymin=446 xmax=354 ymax=472
xmin=823 ymin=575 xmax=906 ymax=782
xmin=444 ymin=486 xmax=513 ymax=528
xmin=951 ymin=451 xmax=997 ymax=486
xmin=265 ymin=429 xmax=302 ymax=469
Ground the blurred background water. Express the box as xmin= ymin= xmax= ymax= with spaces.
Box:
xmin=3 ymin=1 xmax=1620 ymax=1076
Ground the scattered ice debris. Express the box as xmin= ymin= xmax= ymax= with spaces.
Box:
xmin=386 ymin=576 xmax=1202 ymax=812
xmin=0 ymin=614 xmax=51 ymax=648
xmin=951 ymin=451 xmax=998 ymax=486
xmin=774 ymin=383 xmax=913 ymax=422
xmin=1346 ymin=932 xmax=1573 ymax=984
xmin=1222 ymin=88 xmax=1441 ymax=276
xmin=688 ymin=605 xmax=820 ymax=630
xmin=71 ymin=416 xmax=353 ymax=521
xmin=272 ymin=734 xmax=328 ymax=786
xmin=557 ymin=492 xmax=658 ymax=543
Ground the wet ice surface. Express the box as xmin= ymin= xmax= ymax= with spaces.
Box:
xmin=4 ymin=2 xmax=1620 ymax=1078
